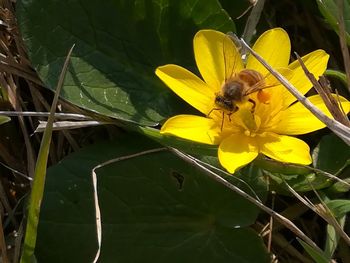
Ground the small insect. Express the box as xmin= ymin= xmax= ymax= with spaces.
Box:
xmin=214 ymin=68 xmax=264 ymax=113
xmin=209 ymin=34 xmax=287 ymax=129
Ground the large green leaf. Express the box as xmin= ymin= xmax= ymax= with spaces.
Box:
xmin=35 ymin=134 xmax=268 ymax=262
xmin=17 ymin=0 xmax=235 ymax=125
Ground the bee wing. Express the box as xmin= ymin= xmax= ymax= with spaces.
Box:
xmin=223 ymin=33 xmax=243 ymax=82
xmin=244 ymin=68 xmax=294 ymax=95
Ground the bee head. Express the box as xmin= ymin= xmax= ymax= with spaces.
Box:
xmin=215 ymin=94 xmax=237 ymax=112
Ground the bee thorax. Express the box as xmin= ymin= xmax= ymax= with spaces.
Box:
xmin=222 ymin=81 xmax=244 ymax=100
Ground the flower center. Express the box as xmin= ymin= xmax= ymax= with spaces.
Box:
xmin=235 ymin=104 xmax=261 ymax=137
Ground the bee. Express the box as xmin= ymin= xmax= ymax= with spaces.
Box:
xmin=209 ymin=34 xmax=288 ymax=128
xmin=214 ymin=68 xmax=264 ymax=113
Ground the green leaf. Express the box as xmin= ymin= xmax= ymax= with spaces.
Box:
xmin=266 ymin=171 xmax=330 ymax=194
xmin=35 ymin=134 xmax=268 ymax=262
xmin=298 ymin=238 xmax=329 ymax=263
xmin=324 ymin=215 xmax=346 ymax=259
xmin=312 ymin=133 xmax=350 ymax=174
xmin=317 ymin=0 xmax=350 ymax=45
xmin=325 ymin=69 xmax=348 ymax=86
xmin=17 ymin=0 xmax=235 ymax=125
xmin=325 ymin=199 xmax=350 ymax=218
xmin=0 ymin=115 xmax=10 ymax=125
xmin=327 ymin=178 xmax=350 ymax=193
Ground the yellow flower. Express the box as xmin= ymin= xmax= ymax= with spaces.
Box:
xmin=155 ymin=28 xmax=350 ymax=173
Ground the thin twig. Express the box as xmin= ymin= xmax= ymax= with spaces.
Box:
xmin=0 ymin=160 xmax=31 ymax=181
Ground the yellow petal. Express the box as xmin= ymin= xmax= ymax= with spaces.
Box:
xmin=218 ymin=133 xmax=258 ymax=173
xmin=271 ymin=94 xmax=350 ymax=135
xmin=161 ymin=115 xmax=221 ymax=145
xmin=246 ymin=28 xmax=291 ymax=76
xmin=156 ymin=64 xmax=215 ymax=114
xmin=258 ymin=133 xmax=312 ymax=164
xmin=282 ymin=50 xmax=329 ymax=106
xmin=194 ymin=30 xmax=244 ymax=90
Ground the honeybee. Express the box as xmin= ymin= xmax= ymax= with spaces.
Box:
xmin=214 ymin=68 xmax=264 ymax=113
xmin=210 ymin=34 xmax=287 ymax=125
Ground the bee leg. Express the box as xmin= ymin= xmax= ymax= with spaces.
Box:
xmin=248 ymin=98 xmax=256 ymax=112
xmin=228 ymin=112 xmax=232 ymax=122
xmin=220 ymin=111 xmax=225 ymax=131
xmin=207 ymin=108 xmax=219 ymax=118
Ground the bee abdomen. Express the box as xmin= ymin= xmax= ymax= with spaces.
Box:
xmin=238 ymin=69 xmax=263 ymax=86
